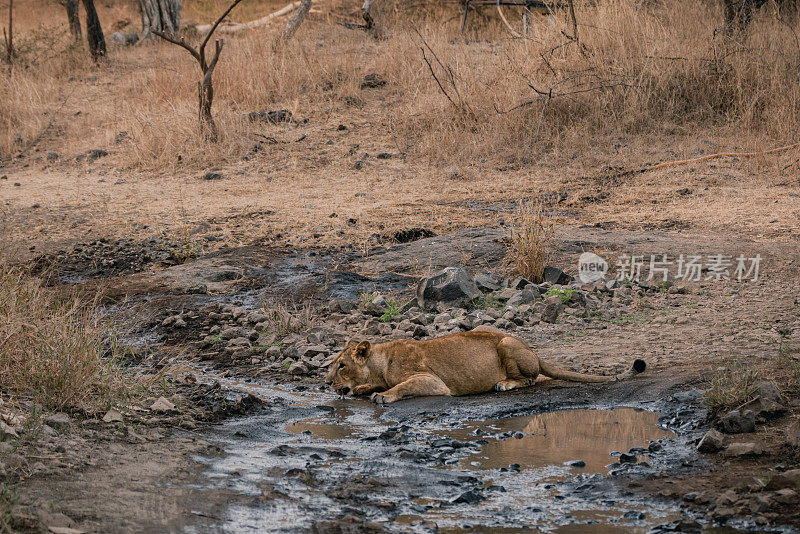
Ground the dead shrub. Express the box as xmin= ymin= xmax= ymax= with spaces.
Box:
xmin=505 ymin=200 xmax=554 ymax=283
xmin=0 ymin=263 xmax=132 ymax=411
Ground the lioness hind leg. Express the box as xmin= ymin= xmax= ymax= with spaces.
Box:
xmin=497 ymin=337 xmax=541 ymax=379
xmin=494 ymin=378 xmax=534 ymax=392
xmin=371 ymin=373 xmax=451 ymax=405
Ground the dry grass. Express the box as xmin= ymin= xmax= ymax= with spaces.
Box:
xmin=0 ymin=261 xmax=133 ymax=411
xmin=3 ymin=0 xmax=799 ymax=167
xmin=505 ymin=200 xmax=554 ymax=282
xmin=702 ymin=359 xmax=761 ymax=413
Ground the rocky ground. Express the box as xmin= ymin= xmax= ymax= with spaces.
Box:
xmin=1 ymin=225 xmax=799 ymax=532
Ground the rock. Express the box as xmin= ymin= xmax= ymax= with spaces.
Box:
xmin=719 ymin=409 xmax=756 ymax=434
xmin=43 ymin=413 xmax=72 ymax=432
xmin=451 ymin=489 xmax=485 ymax=504
xmin=787 ymin=417 xmax=800 ymax=447
xmin=361 ymin=73 xmax=387 ymax=89
xmin=697 ymin=429 xmax=726 ymax=453
xmin=361 ymin=320 xmax=381 ymax=336
xmin=102 ymin=409 xmax=123 ymax=423
xmin=566 ymin=460 xmax=586 ymax=467
xmin=433 ymin=312 xmax=451 ymax=325
xmin=150 ymin=397 xmax=176 ymax=412
xmin=496 ymin=287 xmax=519 ymax=300
xmin=416 ymin=267 xmax=481 ymax=309
xmin=766 ymin=469 xmax=800 ymax=490
xmin=247 ymin=109 xmax=293 ymax=123
xmin=265 ymin=346 xmax=282 ymax=360
xmin=474 ymin=273 xmax=501 ymax=292
xmin=746 ymin=495 xmax=771 ymax=514
xmin=297 ymin=344 xmax=328 ymax=360
xmin=46 ymin=150 xmax=59 ymax=162
xmin=507 ymin=276 xmax=532 ymax=290
xmin=0 ymin=421 xmax=18 ymax=441
xmin=111 ymin=31 xmax=138 ymax=46
xmin=288 ymin=361 xmax=309 ymax=375
xmin=774 ymin=488 xmax=798 ymax=503
xmin=721 ymin=442 xmax=763 ymax=457
xmin=86 ymin=149 xmax=108 ymax=162
xmin=220 ymin=327 xmax=242 ymax=340
xmin=741 ymin=381 xmax=787 ymax=417
xmin=618 ymin=452 xmax=637 ymax=463
xmin=329 ymin=299 xmax=356 ymax=314
xmin=507 ymin=287 xmax=539 ymax=307
xmin=543 ymin=266 xmax=571 ymax=285
xmin=203 ymin=171 xmax=224 ymax=180
xmin=47 ymin=527 xmax=85 ymax=534
xmin=541 ymin=296 xmax=563 ymax=324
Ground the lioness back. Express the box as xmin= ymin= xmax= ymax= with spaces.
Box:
xmin=402 ymin=332 xmax=508 ymax=396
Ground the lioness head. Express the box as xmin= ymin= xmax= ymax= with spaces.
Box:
xmin=324 ymin=340 xmax=372 ymax=395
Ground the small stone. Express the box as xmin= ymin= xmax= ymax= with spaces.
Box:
xmin=102 ymin=409 xmax=123 ymax=423
xmin=541 ymin=296 xmax=563 ymax=324
xmin=86 ymin=149 xmax=108 ymax=161
xmin=451 ymin=489 xmax=485 ymax=504
xmin=721 ymin=442 xmax=763 ymax=457
xmin=618 ymin=452 xmax=637 ymax=463
xmin=566 ymin=460 xmax=586 ymax=468
xmin=767 ymin=469 xmax=800 ymax=490
xmin=43 ymin=413 xmax=72 ymax=432
xmin=474 ymin=273 xmax=501 ymax=292
xmin=787 ymin=417 xmax=800 ymax=447
xmin=774 ymin=488 xmax=797 ymax=504
xmin=361 ymin=73 xmax=387 ymax=89
xmin=150 ymin=397 xmax=176 ymax=412
xmin=203 ymin=171 xmax=224 ymax=180
xmin=46 ymin=150 xmax=59 ymax=162
xmin=697 ymin=429 xmax=726 ymax=453
xmin=543 ymin=266 xmax=571 ymax=285
xmin=361 ymin=320 xmax=381 ymax=336
xmin=719 ymin=409 xmax=756 ymax=434
xmin=288 ymin=361 xmax=309 ymax=375
xmin=507 ymin=287 xmax=539 ymax=307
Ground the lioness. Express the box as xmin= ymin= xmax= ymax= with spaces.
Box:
xmin=324 ymin=328 xmax=646 ymax=404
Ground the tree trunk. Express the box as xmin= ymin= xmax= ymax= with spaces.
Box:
xmin=5 ymin=0 xmax=13 ymax=65
xmin=279 ymin=0 xmax=310 ymax=41
xmin=63 ymin=0 xmax=81 ymax=42
xmin=198 ymin=80 xmax=218 ymax=142
xmin=81 ymin=0 xmax=105 ymax=60
xmin=139 ymin=0 xmax=182 ymax=40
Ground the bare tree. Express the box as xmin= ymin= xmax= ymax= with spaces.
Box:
xmin=81 ymin=0 xmax=106 ymax=60
xmin=58 ymin=0 xmax=82 ymax=43
xmin=152 ymin=0 xmax=243 ymax=142
xmin=139 ymin=0 xmax=182 ymax=40
xmin=279 ymin=0 xmax=310 ymax=41
xmin=3 ymin=0 xmax=13 ymax=66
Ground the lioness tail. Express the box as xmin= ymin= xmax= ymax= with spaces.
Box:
xmin=538 ymin=359 xmax=646 ymax=383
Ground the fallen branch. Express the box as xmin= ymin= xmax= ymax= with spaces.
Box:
xmin=196 ymin=0 xmax=301 ymax=35
xmin=582 ymin=141 xmax=800 ymax=182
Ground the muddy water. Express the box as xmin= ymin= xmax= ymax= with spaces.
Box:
xmin=193 ymin=380 xmax=716 ymax=533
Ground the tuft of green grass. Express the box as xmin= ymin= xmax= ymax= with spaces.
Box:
xmin=545 ymin=286 xmax=575 ymax=305
xmin=702 ymin=359 xmax=760 ymax=413
xmin=379 ymin=300 xmax=402 ymax=323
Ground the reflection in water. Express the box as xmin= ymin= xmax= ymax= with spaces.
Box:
xmin=456 ymin=408 xmax=673 ymax=472
xmin=285 ymin=399 xmax=388 ymax=439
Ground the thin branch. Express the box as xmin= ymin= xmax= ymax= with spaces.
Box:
xmin=421 ymin=48 xmax=459 ymax=112
xmin=151 ymin=29 xmax=201 ymax=63
xmin=199 ymin=0 xmax=244 ymax=57
xmin=203 ymin=39 xmax=224 ymax=86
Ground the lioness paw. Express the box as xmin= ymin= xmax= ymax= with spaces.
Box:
xmin=370 ymin=392 xmax=396 ymax=405
xmin=494 ymin=379 xmax=527 ymax=392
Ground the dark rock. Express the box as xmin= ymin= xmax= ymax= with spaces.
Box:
xmin=543 ymin=266 xmax=572 ymax=285
xmin=507 ymin=287 xmax=539 ymax=307
xmin=541 ymin=296 xmax=563 ymax=324
xmin=508 ymin=276 xmax=532 ymax=290
xmin=43 ymin=413 xmax=72 ymax=432
xmin=787 ymin=417 xmax=800 ymax=447
xmin=566 ymin=460 xmax=586 ymax=468
xmin=247 ymin=109 xmax=294 ymax=124
xmin=361 ymin=73 xmax=387 ymax=89
xmin=203 ymin=171 xmax=224 ymax=181
xmin=376 ymin=152 xmax=392 ymax=159
xmin=391 ymin=228 xmax=435 ymax=243
xmin=451 ymin=489 xmax=485 ymax=504
xmin=87 ymin=149 xmax=108 ymax=162
xmin=766 ymin=469 xmax=800 ymax=490
xmin=697 ymin=429 xmax=725 ymax=453
xmin=719 ymin=409 xmax=756 ymax=434
xmin=619 ymin=452 xmax=637 ymax=463
xmin=474 ymin=273 xmax=501 ymax=292
xmin=416 ymin=267 xmax=481 ymax=309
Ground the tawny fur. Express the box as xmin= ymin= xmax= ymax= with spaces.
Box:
xmin=324 ymin=328 xmax=645 ymax=404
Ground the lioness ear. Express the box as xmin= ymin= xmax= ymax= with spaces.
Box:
xmin=353 ymin=341 xmax=371 ymax=365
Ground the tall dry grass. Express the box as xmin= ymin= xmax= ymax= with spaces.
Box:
xmin=0 ymin=262 xmax=132 ymax=411
xmin=2 ymin=0 xmax=799 ymax=169
xmin=505 ymin=199 xmax=554 ymax=282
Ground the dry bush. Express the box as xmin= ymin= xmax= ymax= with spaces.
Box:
xmin=702 ymin=359 xmax=760 ymax=413
xmin=259 ymin=299 xmax=318 ymax=336
xmin=505 ymin=200 xmax=554 ymax=283
xmin=0 ymin=263 xmax=132 ymax=411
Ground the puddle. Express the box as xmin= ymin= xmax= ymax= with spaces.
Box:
xmin=450 ymin=408 xmax=674 ymax=473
